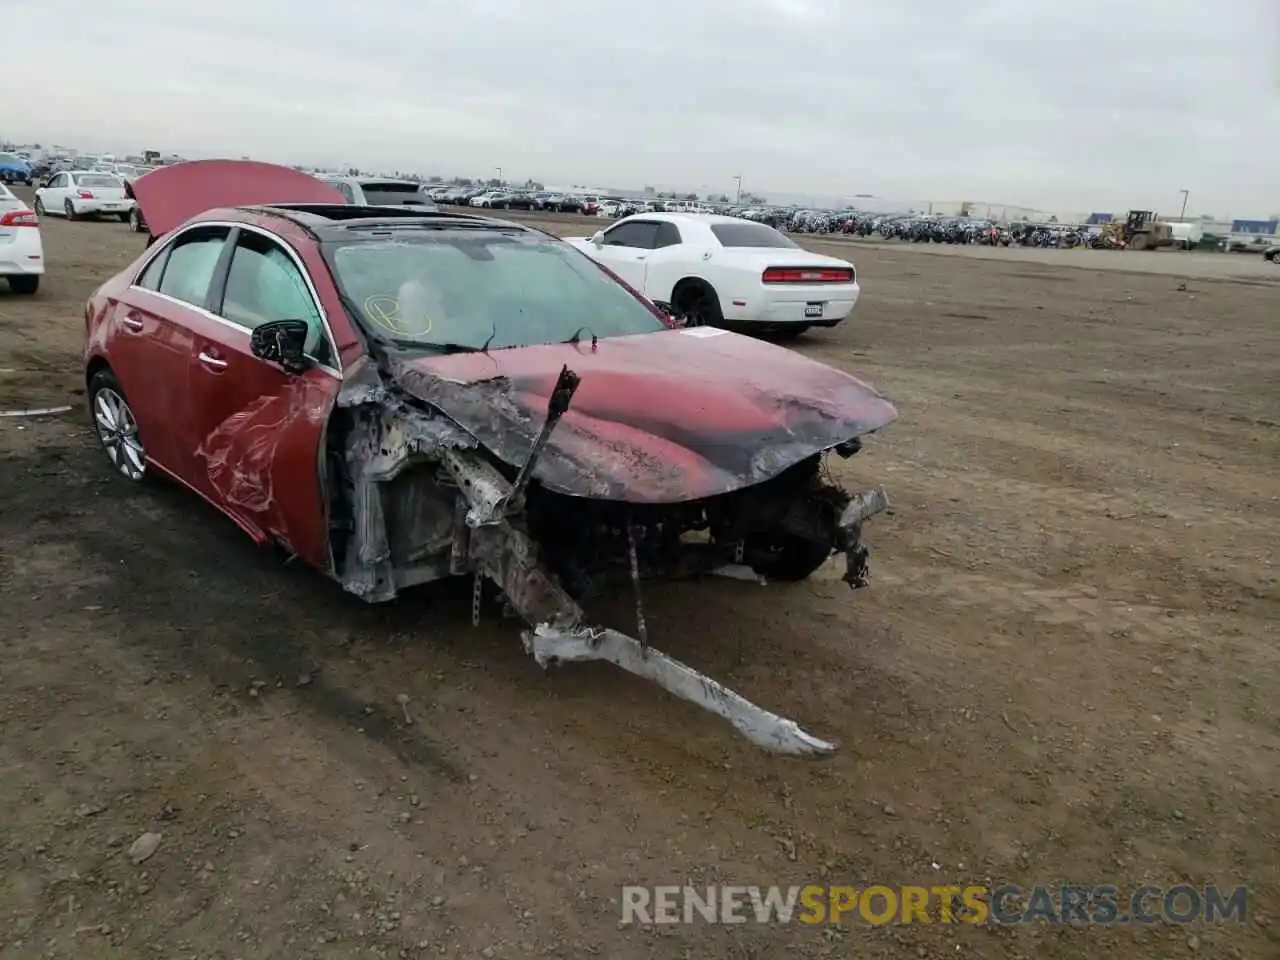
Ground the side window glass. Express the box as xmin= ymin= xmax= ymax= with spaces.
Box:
xmin=604 ymin=221 xmax=659 ymax=249
xmin=220 ymin=231 xmax=328 ymax=362
xmin=337 ymin=183 xmax=356 ymax=203
xmin=135 ymin=246 xmax=171 ymax=291
xmin=157 ymin=227 xmax=230 ymax=307
xmin=655 ymin=222 xmax=682 ymax=248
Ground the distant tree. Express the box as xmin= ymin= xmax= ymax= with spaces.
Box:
xmin=1049 ymin=214 xmax=1058 ymax=222
xmin=712 ymin=193 xmax=730 ymax=203
xmin=683 ymin=192 xmax=697 ymax=201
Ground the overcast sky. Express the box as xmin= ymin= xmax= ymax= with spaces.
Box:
xmin=1 ymin=0 xmax=1276 ymax=215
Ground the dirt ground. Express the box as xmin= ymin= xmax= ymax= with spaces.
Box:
xmin=1 ymin=199 xmax=1277 ymax=960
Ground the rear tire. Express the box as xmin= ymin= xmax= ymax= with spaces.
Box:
xmin=7 ymin=275 xmax=39 ymax=295
xmin=88 ymin=368 xmax=150 ymax=483
xmin=64 ymin=200 xmax=79 ymax=221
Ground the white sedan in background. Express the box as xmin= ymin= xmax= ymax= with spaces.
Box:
xmin=0 ymin=183 xmax=44 ymax=294
xmin=565 ymin=212 xmax=860 ymax=338
xmin=34 ymin=171 xmax=134 ymax=222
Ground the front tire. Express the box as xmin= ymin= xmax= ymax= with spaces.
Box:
xmin=33 ymin=197 xmax=45 ymax=216
xmin=7 ymin=275 xmax=39 ymax=295
xmin=671 ymin=280 xmax=724 ymax=328
xmin=744 ymin=532 xmax=832 ymax=581
xmin=129 ymin=208 xmax=144 ymax=232
xmin=88 ymin=369 xmax=149 ymax=483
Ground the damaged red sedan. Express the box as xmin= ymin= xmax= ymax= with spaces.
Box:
xmin=83 ymin=160 xmax=897 ymax=756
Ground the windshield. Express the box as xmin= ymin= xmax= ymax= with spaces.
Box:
xmin=325 ymin=232 xmax=667 ymax=352
xmin=79 ymin=174 xmax=123 ymax=188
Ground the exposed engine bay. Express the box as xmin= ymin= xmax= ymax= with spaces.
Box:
xmin=323 ymin=355 xmax=890 ymax=757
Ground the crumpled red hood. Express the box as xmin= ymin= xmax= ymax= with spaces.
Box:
xmin=391 ymin=328 xmax=897 ymax=503
xmin=129 ymin=159 xmax=346 ymax=237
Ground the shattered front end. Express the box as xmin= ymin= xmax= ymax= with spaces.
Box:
xmin=330 ymin=359 xmax=891 ymax=757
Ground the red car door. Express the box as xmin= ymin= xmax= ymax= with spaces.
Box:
xmin=180 ymin=224 xmax=341 ymax=570
xmin=101 ymin=226 xmax=228 ymax=478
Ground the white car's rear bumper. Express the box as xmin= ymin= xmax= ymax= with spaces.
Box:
xmin=0 ymin=230 xmax=44 ymax=275
xmin=723 ymin=282 xmax=860 ymax=326
xmin=71 ymin=198 xmax=135 ymax=217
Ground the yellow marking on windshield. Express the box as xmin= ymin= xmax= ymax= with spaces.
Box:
xmin=364 ymin=294 xmax=432 ymax=336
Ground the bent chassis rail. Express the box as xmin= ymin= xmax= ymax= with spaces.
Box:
xmin=334 ymin=360 xmax=889 ymax=757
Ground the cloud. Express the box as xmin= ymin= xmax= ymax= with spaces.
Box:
xmin=1 ymin=0 xmax=1275 ymax=214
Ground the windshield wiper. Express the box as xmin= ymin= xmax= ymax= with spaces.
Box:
xmin=385 ymin=338 xmax=481 ymax=355
xmin=564 ymin=325 xmax=598 ymax=348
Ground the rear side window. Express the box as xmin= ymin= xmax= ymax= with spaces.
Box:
xmin=710 ymin=222 xmax=798 ymax=249
xmin=135 ymin=247 xmax=171 ymax=291
xmin=655 ymin=222 xmax=682 ymax=248
xmin=157 ymin=226 xmax=231 ymax=307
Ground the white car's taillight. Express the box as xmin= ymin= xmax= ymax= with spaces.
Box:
xmin=0 ymin=209 xmax=38 ymax=227
xmin=761 ymin=266 xmax=855 ymax=283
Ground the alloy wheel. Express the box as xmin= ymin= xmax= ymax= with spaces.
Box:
xmin=93 ymin=387 xmax=147 ymax=480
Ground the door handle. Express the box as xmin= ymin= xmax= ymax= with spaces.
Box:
xmin=636 ymin=255 xmax=646 ymax=261
xmin=197 ymin=350 xmax=228 ymax=370
xmin=121 ymin=312 xmax=144 ymax=332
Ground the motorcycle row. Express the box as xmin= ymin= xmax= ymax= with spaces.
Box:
xmin=744 ymin=209 xmax=1121 ymax=249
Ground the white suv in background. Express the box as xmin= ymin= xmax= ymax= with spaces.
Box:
xmin=0 ymin=182 xmax=44 ymax=294
xmin=35 ymin=171 xmax=134 ymax=221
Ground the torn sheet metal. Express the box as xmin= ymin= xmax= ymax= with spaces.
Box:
xmin=196 ymin=376 xmax=332 ymax=513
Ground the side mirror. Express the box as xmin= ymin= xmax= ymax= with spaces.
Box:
xmin=250 ymin=319 xmax=312 ymax=374
xmin=591 ymin=231 xmax=604 ymax=248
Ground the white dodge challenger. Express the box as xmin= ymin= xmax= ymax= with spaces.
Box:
xmin=565 ymin=212 xmax=860 ymax=338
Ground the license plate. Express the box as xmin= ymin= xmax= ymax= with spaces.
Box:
xmin=804 ymin=302 xmax=825 ymax=318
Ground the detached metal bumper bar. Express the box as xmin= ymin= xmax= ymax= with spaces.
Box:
xmin=525 ymin=624 xmax=836 ymax=757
